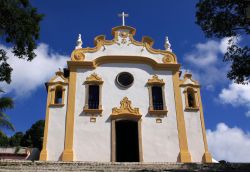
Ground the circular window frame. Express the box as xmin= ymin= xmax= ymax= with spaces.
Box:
xmin=116 ymin=72 xmax=134 ymax=88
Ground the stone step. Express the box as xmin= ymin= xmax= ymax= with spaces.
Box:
xmin=0 ymin=161 xmax=250 ymax=172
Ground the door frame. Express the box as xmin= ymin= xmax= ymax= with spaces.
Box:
xmin=111 ymin=118 xmax=143 ymax=162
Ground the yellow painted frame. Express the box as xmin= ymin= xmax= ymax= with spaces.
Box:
xmin=110 ymin=97 xmax=143 ymax=162
xmin=147 ymin=75 xmax=168 ymax=116
xmin=83 ymin=73 xmax=103 ymax=115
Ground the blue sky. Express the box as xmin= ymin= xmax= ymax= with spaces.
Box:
xmin=1 ymin=0 xmax=250 ymax=162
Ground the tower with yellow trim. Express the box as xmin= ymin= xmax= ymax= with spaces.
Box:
xmin=39 ymin=24 xmax=212 ymax=163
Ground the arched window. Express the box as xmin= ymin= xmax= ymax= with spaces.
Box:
xmin=54 ymin=86 xmax=63 ymax=104
xmin=187 ymin=88 xmax=196 ymax=108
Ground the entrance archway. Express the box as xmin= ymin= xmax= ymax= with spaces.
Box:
xmin=115 ymin=120 xmax=139 ymax=162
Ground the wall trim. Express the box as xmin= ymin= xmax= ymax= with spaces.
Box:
xmin=172 ymin=71 xmax=192 ymax=162
xmin=61 ymin=70 xmax=77 ymax=161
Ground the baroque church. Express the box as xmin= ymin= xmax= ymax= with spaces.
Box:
xmin=39 ymin=13 xmax=212 ymax=163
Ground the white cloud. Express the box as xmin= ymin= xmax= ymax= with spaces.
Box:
xmin=207 ymin=123 xmax=250 ymax=162
xmin=184 ymin=38 xmax=234 ymax=90
xmin=0 ymin=43 xmax=68 ymax=97
xmin=219 ymin=83 xmax=250 ymax=117
xmin=246 ymin=111 xmax=250 ymax=117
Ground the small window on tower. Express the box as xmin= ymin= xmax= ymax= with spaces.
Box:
xmin=88 ymin=85 xmax=100 ymax=109
xmin=187 ymin=88 xmax=196 ymax=108
xmin=54 ymin=86 xmax=63 ymax=104
xmin=152 ymin=86 xmax=164 ymax=110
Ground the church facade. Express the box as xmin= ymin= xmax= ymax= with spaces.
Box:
xmin=39 ymin=25 xmax=212 ymax=163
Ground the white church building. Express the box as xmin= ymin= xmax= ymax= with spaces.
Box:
xmin=39 ymin=16 xmax=212 ymax=163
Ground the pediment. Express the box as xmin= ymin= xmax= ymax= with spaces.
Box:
xmin=70 ymin=26 xmax=177 ymax=66
xmin=48 ymin=71 xmax=68 ymax=85
xmin=111 ymin=97 xmax=141 ymax=120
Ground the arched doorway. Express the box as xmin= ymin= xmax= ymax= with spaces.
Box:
xmin=115 ymin=120 xmax=139 ymax=162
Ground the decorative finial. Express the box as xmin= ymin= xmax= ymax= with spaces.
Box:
xmin=118 ymin=12 xmax=129 ymax=26
xmin=75 ymin=34 xmax=82 ymax=49
xmin=164 ymin=36 xmax=172 ymax=52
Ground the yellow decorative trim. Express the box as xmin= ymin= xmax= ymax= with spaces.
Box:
xmin=172 ymin=71 xmax=191 ymax=162
xmin=111 ymin=25 xmax=136 ymax=36
xmin=197 ymin=88 xmax=212 ymax=163
xmin=39 ymin=86 xmax=52 ymax=161
xmin=73 ymin=51 xmax=85 ymax=61
xmin=162 ymin=54 xmax=175 ymax=64
xmin=49 ymin=86 xmax=66 ymax=106
xmin=111 ymin=97 xmax=141 ymax=119
xmin=148 ymin=109 xmax=168 ymax=116
xmin=147 ymin=74 xmax=165 ymax=86
xmin=179 ymin=73 xmax=199 ymax=87
xmin=147 ymin=75 xmax=167 ymax=116
xmin=68 ymin=56 xmax=181 ymax=71
xmin=70 ymin=26 xmax=178 ymax=64
xmin=183 ymin=87 xmax=199 ymax=111
xmin=84 ymin=72 xmax=104 ymax=84
xmin=83 ymin=108 xmax=103 ymax=114
xmin=83 ymin=73 xmax=103 ymax=115
xmin=142 ymin=36 xmax=154 ymax=47
xmin=49 ymin=71 xmax=68 ymax=83
xmin=62 ymin=70 xmax=77 ymax=161
xmin=111 ymin=119 xmax=143 ymax=162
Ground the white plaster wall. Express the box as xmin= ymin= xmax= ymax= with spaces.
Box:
xmin=73 ymin=63 xmax=180 ymax=162
xmin=181 ymin=87 xmax=205 ymax=162
xmin=47 ymin=86 xmax=68 ymax=161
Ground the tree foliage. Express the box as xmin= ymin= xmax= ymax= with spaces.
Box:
xmin=0 ymin=131 xmax=9 ymax=147
xmin=196 ymin=0 xmax=250 ymax=84
xmin=0 ymin=92 xmax=14 ymax=132
xmin=21 ymin=120 xmax=44 ymax=150
xmin=9 ymin=131 xmax=24 ymax=147
xmin=0 ymin=0 xmax=43 ymax=83
xmin=0 ymin=120 xmax=44 ymax=149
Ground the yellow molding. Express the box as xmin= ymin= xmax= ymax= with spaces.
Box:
xmin=70 ymin=26 xmax=178 ymax=63
xmin=197 ymin=88 xmax=212 ymax=163
xmin=49 ymin=85 xmax=66 ymax=106
xmin=84 ymin=72 xmax=104 ymax=84
xmin=111 ymin=118 xmax=143 ymax=162
xmin=172 ymin=71 xmax=191 ymax=162
xmin=183 ymin=87 xmax=199 ymax=110
xmin=62 ymin=70 xmax=77 ymax=161
xmin=49 ymin=71 xmax=68 ymax=83
xmin=67 ymin=56 xmax=181 ymax=71
xmin=111 ymin=25 xmax=136 ymax=36
xmin=111 ymin=97 xmax=142 ymax=120
xmin=147 ymin=74 xmax=165 ymax=86
xmin=148 ymin=109 xmax=168 ymax=116
xmin=83 ymin=108 xmax=103 ymax=114
xmin=39 ymin=86 xmax=52 ymax=161
xmin=179 ymin=73 xmax=199 ymax=87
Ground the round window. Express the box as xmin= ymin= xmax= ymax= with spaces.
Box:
xmin=116 ymin=72 xmax=134 ymax=88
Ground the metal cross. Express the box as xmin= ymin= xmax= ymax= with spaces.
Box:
xmin=118 ymin=12 xmax=129 ymax=26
